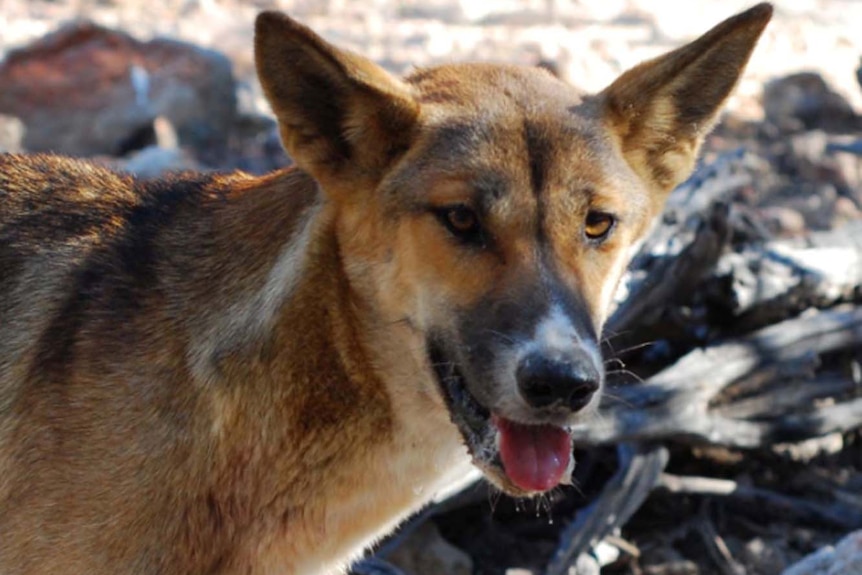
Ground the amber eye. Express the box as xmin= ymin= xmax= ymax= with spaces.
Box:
xmin=435 ymin=205 xmax=484 ymax=245
xmin=446 ymin=205 xmax=478 ymax=233
xmin=584 ymin=211 xmax=615 ymax=241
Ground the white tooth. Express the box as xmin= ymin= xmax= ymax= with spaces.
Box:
xmin=560 ymin=454 xmax=576 ymax=485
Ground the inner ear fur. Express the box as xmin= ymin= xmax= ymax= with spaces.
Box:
xmin=600 ymin=3 xmax=772 ymax=196
xmin=255 ymin=12 xmax=419 ymax=189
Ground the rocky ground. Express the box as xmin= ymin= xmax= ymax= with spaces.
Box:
xmin=2 ymin=0 xmax=862 ymax=119
xmin=2 ymin=1 xmax=862 ymax=574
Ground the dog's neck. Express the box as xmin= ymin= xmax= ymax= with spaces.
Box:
xmin=183 ymin=169 xmax=472 ymax=573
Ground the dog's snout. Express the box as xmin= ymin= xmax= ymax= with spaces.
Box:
xmin=516 ymin=352 xmax=601 ymax=412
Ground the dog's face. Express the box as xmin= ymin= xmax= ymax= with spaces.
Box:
xmin=255 ymin=4 xmax=772 ymax=495
xmin=367 ymin=67 xmax=653 ymax=493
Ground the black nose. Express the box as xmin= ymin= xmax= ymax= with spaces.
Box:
xmin=516 ymin=352 xmax=602 ymax=412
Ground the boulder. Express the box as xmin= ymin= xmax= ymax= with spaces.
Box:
xmin=0 ymin=114 xmax=25 ymax=153
xmin=0 ymin=21 xmax=237 ymax=161
xmin=763 ymin=72 xmax=859 ymax=134
xmin=782 ymin=530 xmax=862 ymax=575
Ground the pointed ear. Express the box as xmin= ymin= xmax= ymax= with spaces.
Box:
xmin=254 ymin=12 xmax=419 ymax=189
xmin=600 ymin=3 xmax=772 ymax=197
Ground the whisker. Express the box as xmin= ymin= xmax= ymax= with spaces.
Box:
xmin=599 ymin=328 xmax=638 ymax=344
xmin=608 ymin=340 xmax=657 ymax=357
xmin=567 ymin=475 xmax=585 ymax=499
xmin=600 ymin=389 xmax=636 ymax=409
xmin=604 ymin=368 xmax=647 ymax=385
xmin=484 ymin=329 xmax=516 ymax=344
xmin=487 ymin=488 xmax=502 ymax=516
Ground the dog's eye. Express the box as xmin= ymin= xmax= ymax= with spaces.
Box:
xmin=584 ymin=211 xmax=615 ymax=241
xmin=436 ymin=205 xmax=484 ymax=245
xmin=446 ymin=206 xmax=478 ymax=233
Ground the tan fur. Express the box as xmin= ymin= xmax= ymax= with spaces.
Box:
xmin=0 ymin=5 xmax=771 ymax=574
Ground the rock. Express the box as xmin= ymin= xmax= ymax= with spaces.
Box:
xmin=0 ymin=21 xmax=236 ymax=161
xmin=386 ymin=521 xmax=472 ymax=575
xmin=758 ymin=205 xmax=806 ymax=237
xmin=763 ymin=72 xmax=859 ymax=134
xmin=108 ymin=117 xmax=199 ymax=178
xmin=834 ymin=196 xmax=862 ymax=226
xmin=0 ymin=114 xmax=25 ymax=152
xmin=226 ymin=113 xmax=292 ymax=175
xmin=119 ymin=146 xmax=200 ymax=179
xmin=768 ymin=130 xmax=862 ymax=229
xmin=784 ymin=131 xmax=861 ymax=193
xmin=742 ymin=537 xmax=790 ymax=574
xmin=782 ymin=530 xmax=862 ymax=575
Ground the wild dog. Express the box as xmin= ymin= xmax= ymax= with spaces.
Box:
xmin=0 ymin=4 xmax=771 ymax=575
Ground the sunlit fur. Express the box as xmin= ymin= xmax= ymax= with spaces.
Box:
xmin=0 ymin=5 xmax=770 ymax=574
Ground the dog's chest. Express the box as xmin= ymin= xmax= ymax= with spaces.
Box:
xmin=257 ymin=405 xmax=475 ymax=575
xmin=319 ymin=421 xmax=473 ymax=573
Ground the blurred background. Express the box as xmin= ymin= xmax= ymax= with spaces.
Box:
xmin=2 ymin=0 xmax=862 ymax=113
xmin=1 ymin=0 xmax=861 ymax=177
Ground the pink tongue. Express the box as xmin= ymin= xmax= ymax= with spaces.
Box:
xmin=495 ymin=416 xmax=572 ymax=492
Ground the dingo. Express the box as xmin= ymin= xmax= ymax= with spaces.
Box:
xmin=0 ymin=4 xmax=771 ymax=574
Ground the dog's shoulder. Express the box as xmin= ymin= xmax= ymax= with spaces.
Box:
xmin=0 ymin=154 xmax=320 ymax=382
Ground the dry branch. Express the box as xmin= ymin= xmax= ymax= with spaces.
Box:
xmin=657 ymin=473 xmax=862 ymax=529
xmin=705 ymin=220 xmax=862 ymax=332
xmin=609 ymin=148 xmax=756 ymax=338
xmin=574 ymin=306 xmax=862 ymax=449
xmin=544 ymin=444 xmax=669 ymax=575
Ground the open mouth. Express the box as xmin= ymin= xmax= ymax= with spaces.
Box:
xmin=428 ymin=341 xmax=574 ymax=495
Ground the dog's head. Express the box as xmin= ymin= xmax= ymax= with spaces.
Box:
xmin=255 ymin=5 xmax=771 ymax=495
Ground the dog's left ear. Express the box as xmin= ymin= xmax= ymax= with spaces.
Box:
xmin=255 ymin=12 xmax=419 ymax=191
xmin=600 ymin=3 xmax=772 ymax=200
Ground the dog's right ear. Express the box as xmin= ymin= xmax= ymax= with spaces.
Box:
xmin=599 ymin=3 xmax=772 ymax=205
xmin=255 ymin=12 xmax=419 ymax=192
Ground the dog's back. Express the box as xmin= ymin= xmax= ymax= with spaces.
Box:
xmin=0 ymin=155 xmax=326 ymax=572
xmin=0 ymin=153 xmax=225 ymax=411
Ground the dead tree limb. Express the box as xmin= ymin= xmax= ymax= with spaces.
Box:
xmin=544 ymin=444 xmax=669 ymax=575
xmin=573 ymin=306 xmax=862 ymax=449
xmin=657 ymin=473 xmax=862 ymax=529
xmin=705 ymin=220 xmax=862 ymax=332
xmin=610 ymin=202 xmax=731 ymax=336
xmin=609 ymin=148 xmax=757 ymax=338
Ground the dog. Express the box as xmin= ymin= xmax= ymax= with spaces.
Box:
xmin=0 ymin=4 xmax=771 ymax=574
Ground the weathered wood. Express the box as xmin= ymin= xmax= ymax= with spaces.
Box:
xmin=573 ymin=307 xmax=862 ymax=448
xmin=695 ymin=503 xmax=746 ymax=575
xmin=657 ymin=473 xmax=862 ymax=529
xmin=714 ymin=372 xmax=854 ymax=420
xmin=609 ymin=148 xmax=756 ymax=339
xmin=705 ymin=220 xmax=862 ymax=332
xmin=544 ymin=444 xmax=669 ymax=575
xmin=351 ymin=558 xmax=408 ymax=575
xmin=610 ymin=145 xmax=862 ymax=343
xmin=609 ymin=202 xmax=731 ymax=337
